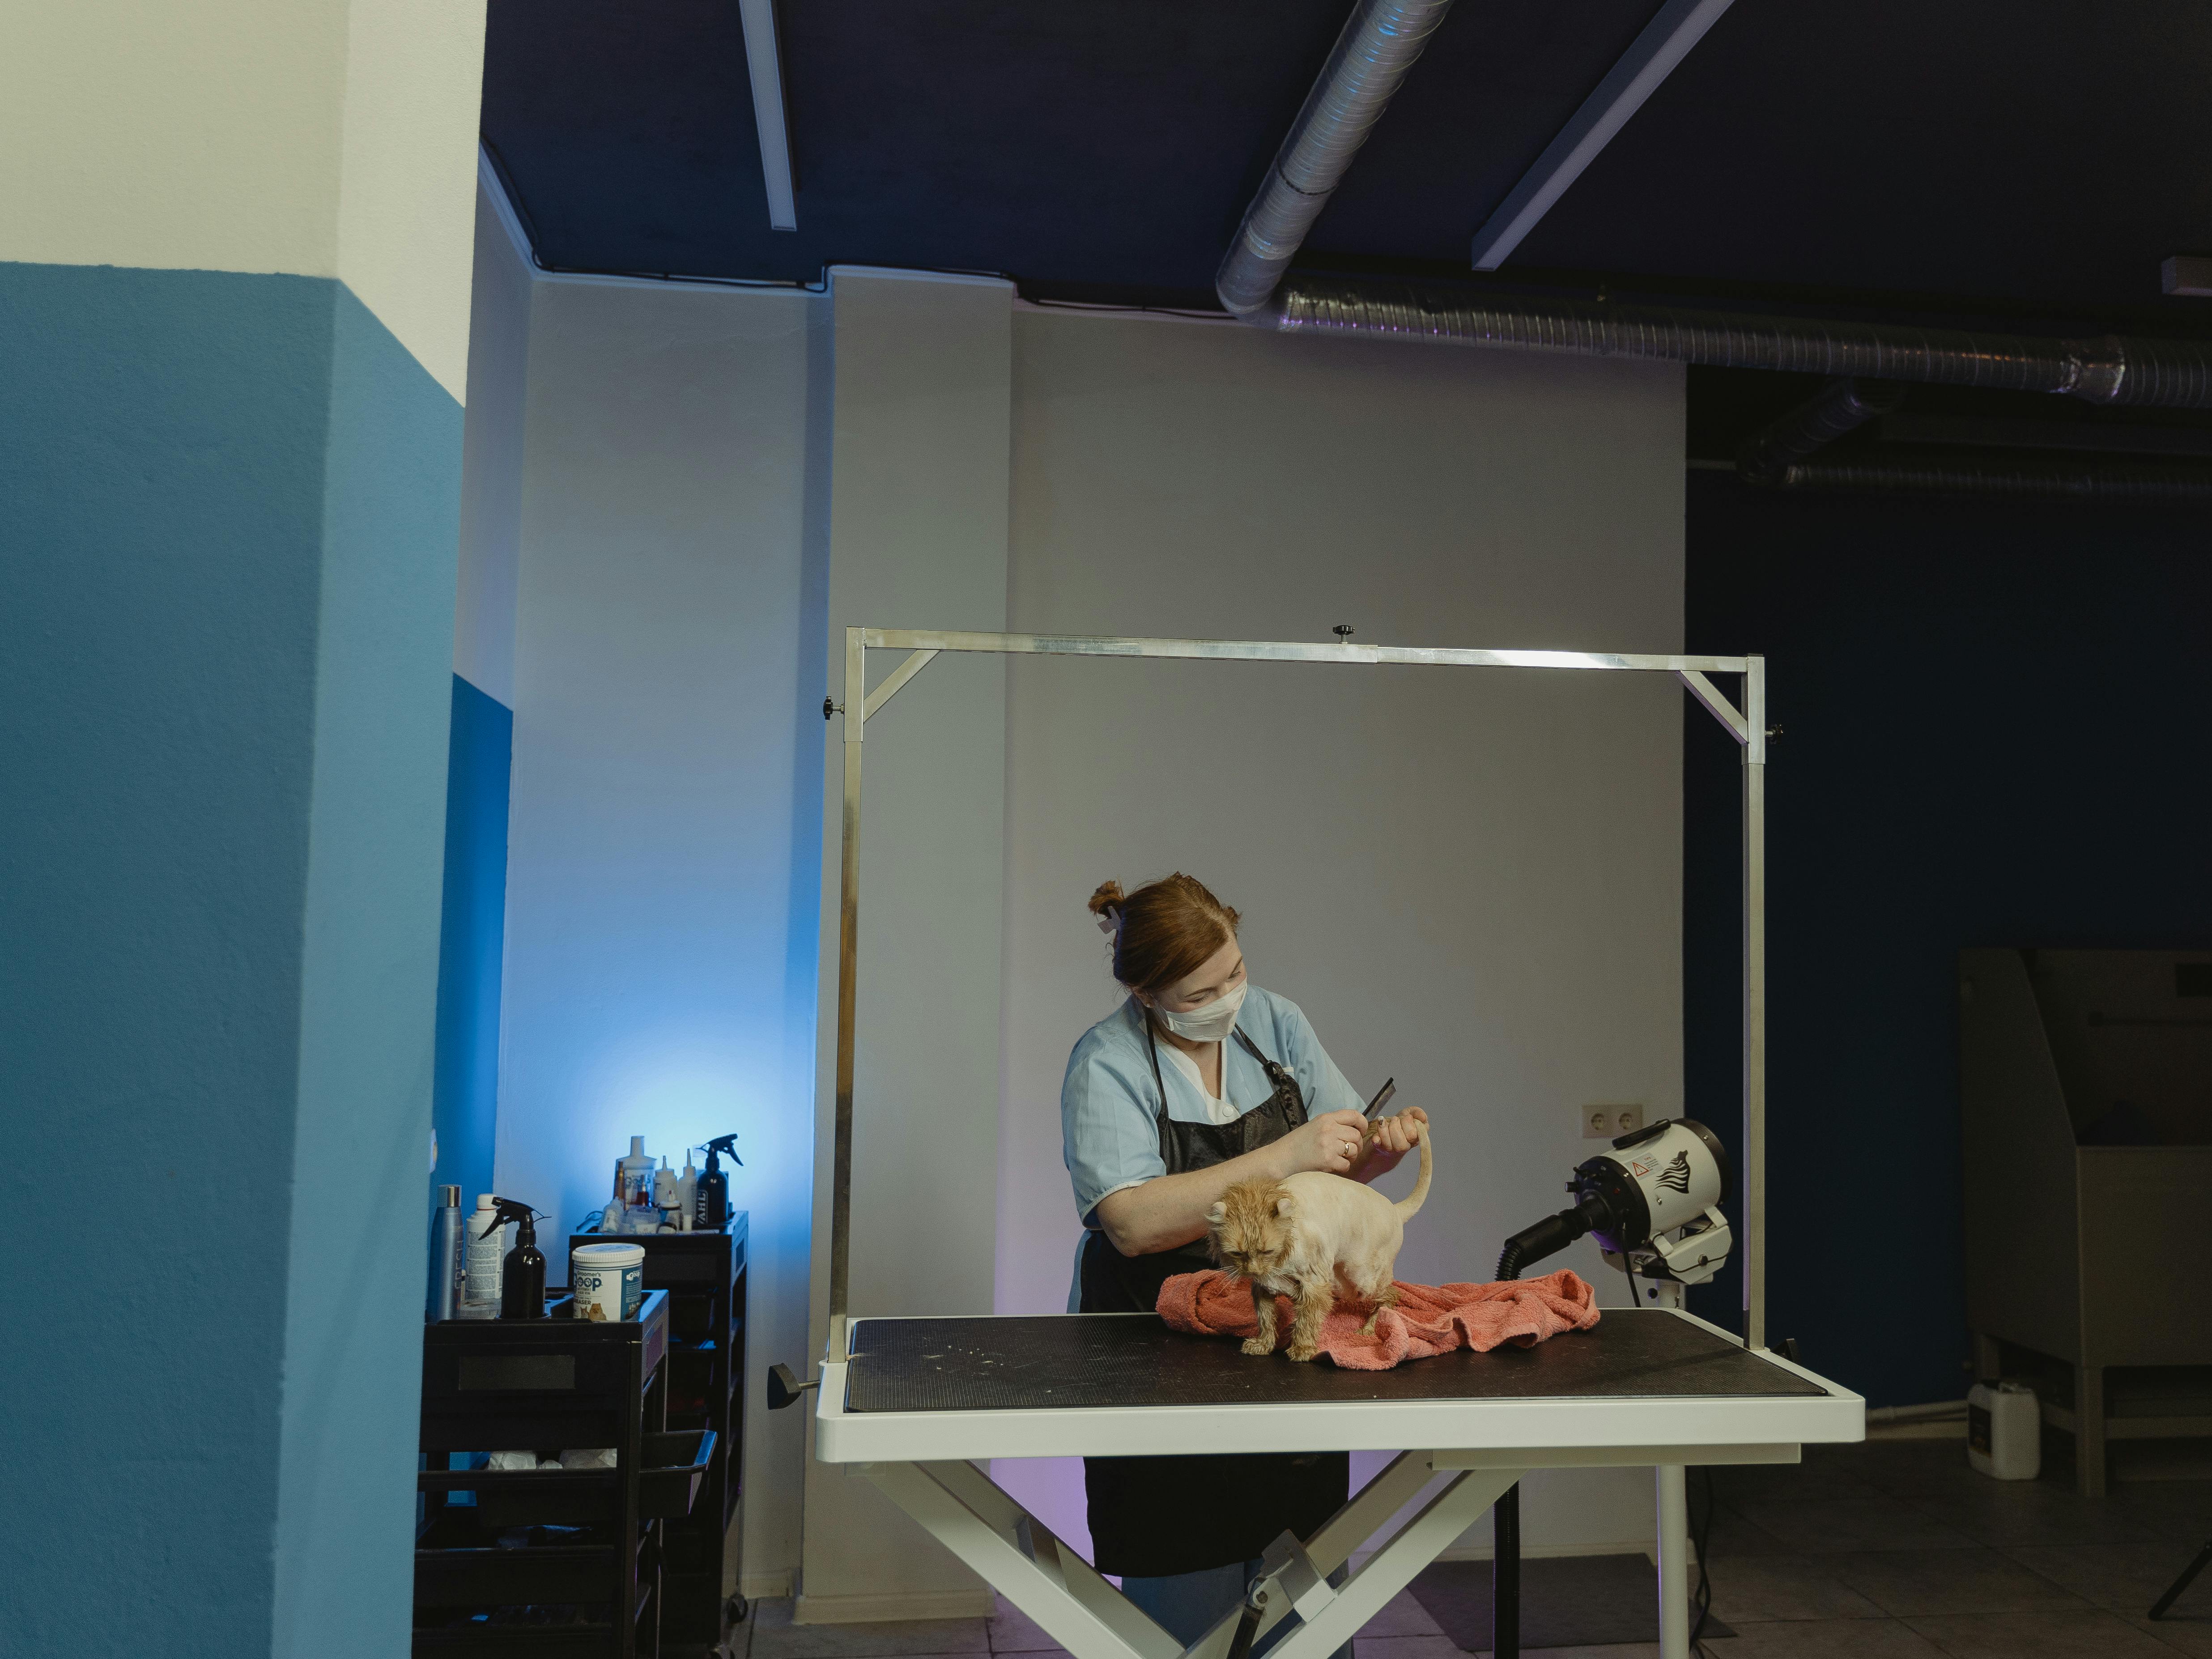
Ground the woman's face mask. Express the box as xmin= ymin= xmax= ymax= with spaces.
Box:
xmin=1151 ymin=979 xmax=1246 ymax=1042
xmin=1148 ymin=949 xmax=1247 ymax=1042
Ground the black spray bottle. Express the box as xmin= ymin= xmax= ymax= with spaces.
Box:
xmin=693 ymin=1134 xmax=741 ymax=1229
xmin=487 ymin=1199 xmax=547 ymax=1319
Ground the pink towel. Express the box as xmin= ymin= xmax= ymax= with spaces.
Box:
xmin=1156 ymin=1268 xmax=1600 ymax=1370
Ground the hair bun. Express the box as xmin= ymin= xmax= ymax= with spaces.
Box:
xmin=1085 ymin=873 xmax=1238 ymax=995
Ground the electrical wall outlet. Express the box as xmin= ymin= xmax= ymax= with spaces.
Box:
xmin=1582 ymin=1103 xmax=1645 ymax=1140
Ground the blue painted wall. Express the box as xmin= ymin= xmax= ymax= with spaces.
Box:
xmin=0 ymin=263 xmax=461 ymax=1657
xmin=1681 ymin=472 xmax=2212 ymax=1407
xmin=432 ymin=676 xmax=514 ymax=1218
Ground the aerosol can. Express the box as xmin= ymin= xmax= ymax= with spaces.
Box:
xmin=693 ymin=1133 xmax=741 ymax=1229
xmin=427 ymin=1185 xmax=464 ymax=1321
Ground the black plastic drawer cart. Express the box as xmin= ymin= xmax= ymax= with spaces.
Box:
xmin=567 ymin=1213 xmax=750 ymax=1658
xmin=417 ymin=1290 xmax=716 ymax=1657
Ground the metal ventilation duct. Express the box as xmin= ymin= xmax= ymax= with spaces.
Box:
xmin=1736 ymin=379 xmax=1904 ymax=483
xmin=1770 ymin=453 xmax=2212 ymax=500
xmin=1729 ymin=377 xmax=2212 ymax=497
xmin=1253 ymin=279 xmax=2212 ymax=410
xmin=1214 ymin=0 xmax=1457 ymax=319
xmin=1213 ymin=0 xmax=2212 ymax=437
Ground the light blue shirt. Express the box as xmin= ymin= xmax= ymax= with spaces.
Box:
xmin=1060 ymin=984 xmax=1365 ymax=1235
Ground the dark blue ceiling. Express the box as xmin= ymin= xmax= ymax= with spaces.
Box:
xmin=482 ymin=0 xmax=2212 ymax=326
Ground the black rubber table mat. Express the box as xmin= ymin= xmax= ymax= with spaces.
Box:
xmin=843 ymin=1310 xmax=1826 ymax=1414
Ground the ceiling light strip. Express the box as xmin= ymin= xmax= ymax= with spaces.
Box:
xmin=1469 ymin=0 xmax=1736 ymax=271
xmin=738 ymin=0 xmax=798 ymax=231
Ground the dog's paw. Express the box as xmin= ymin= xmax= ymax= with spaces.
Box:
xmin=1241 ymin=1336 xmax=1275 ymax=1356
xmin=1286 ymin=1342 xmax=1320 ymax=1363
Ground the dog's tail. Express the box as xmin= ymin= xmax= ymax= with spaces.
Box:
xmin=1392 ymin=1121 xmax=1432 ymax=1221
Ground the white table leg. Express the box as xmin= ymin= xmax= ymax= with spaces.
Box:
xmin=865 ymin=1460 xmax=1179 ymax=1659
xmin=1203 ymin=1465 xmax=1520 ymax=1659
xmin=1183 ymin=1450 xmax=1443 ymax=1659
xmin=1655 ymin=1463 xmax=1689 ymax=1659
xmin=862 ymin=1455 xmax=1519 ymax=1659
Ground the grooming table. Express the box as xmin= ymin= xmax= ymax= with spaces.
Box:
xmin=816 ymin=1306 xmax=1863 ymax=1659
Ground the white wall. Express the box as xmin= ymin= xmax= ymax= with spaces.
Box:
xmin=993 ymin=309 xmax=1687 ymax=1561
xmin=453 ymin=155 xmax=531 ymax=702
xmin=494 ymin=273 xmax=826 ymax=1593
xmin=799 ymin=270 xmax=1013 ymax=1621
xmin=485 ymin=266 xmax=1695 ymax=1602
xmin=1 ymin=0 xmax=485 ymax=398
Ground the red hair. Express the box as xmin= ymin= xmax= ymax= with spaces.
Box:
xmin=1088 ymin=874 xmax=1240 ymax=996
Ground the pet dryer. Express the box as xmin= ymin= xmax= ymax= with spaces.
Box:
xmin=1495 ymin=1119 xmax=1734 ymax=1292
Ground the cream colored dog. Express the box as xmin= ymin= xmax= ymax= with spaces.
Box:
xmin=1206 ymin=1120 xmax=1432 ymax=1361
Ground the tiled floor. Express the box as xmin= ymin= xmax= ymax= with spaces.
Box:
xmin=732 ymin=1438 xmax=2212 ymax=1659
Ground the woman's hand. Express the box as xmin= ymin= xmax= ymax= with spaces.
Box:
xmin=1351 ymin=1106 xmax=1429 ymax=1182
xmin=1096 ymin=1110 xmax=1370 ymax=1254
xmin=1274 ymin=1109 xmax=1371 ymax=1178
xmin=1093 ymin=1108 xmax=1407 ymax=1257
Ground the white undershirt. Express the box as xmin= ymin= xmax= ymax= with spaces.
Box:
xmin=1152 ymin=1017 xmax=1241 ymax=1125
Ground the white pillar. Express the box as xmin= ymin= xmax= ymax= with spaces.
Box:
xmin=800 ymin=267 xmax=1016 ymax=1621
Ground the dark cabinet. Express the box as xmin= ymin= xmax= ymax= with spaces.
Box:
xmin=569 ymin=1213 xmax=749 ymax=1657
xmin=417 ymin=1291 xmax=712 ymax=1656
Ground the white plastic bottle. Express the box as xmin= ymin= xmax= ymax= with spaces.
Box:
xmin=677 ymin=1153 xmax=697 ymax=1232
xmin=610 ymin=1136 xmax=655 ymax=1234
xmin=615 ymin=1135 xmax=654 ymax=1209
xmin=653 ymin=1156 xmax=678 ymax=1213
xmin=463 ymin=1194 xmax=506 ymax=1310
xmin=1966 ymin=1380 xmax=2040 ymax=1480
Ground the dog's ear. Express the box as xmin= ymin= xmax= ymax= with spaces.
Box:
xmin=1205 ymin=1201 xmax=1227 ymax=1225
xmin=1273 ymin=1194 xmax=1296 ymax=1217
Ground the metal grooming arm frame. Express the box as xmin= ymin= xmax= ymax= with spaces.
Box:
xmin=824 ymin=627 xmax=1768 ymax=1352
xmin=812 ymin=629 xmax=1774 ymax=1659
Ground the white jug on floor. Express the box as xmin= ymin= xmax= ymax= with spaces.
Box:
xmin=1967 ymin=1380 xmax=2041 ymax=1480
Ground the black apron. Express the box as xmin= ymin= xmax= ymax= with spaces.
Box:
xmin=1080 ymin=1017 xmax=1350 ymax=1578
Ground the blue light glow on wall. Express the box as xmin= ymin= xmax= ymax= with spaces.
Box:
xmin=431 ymin=674 xmax=513 ymax=1214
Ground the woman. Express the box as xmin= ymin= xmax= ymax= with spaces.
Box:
xmin=1062 ymin=873 xmax=1428 ymax=1643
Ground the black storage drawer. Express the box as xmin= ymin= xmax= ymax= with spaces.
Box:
xmin=658 ymin=1569 xmax=723 ymax=1641
xmin=421 ymin=1409 xmax=622 ymax=1455
xmin=429 ymin=1429 xmax=708 ymax=1526
xmin=639 ymin=1430 xmax=714 ymax=1520
xmin=422 ymin=1295 xmax=668 ymax=1406
xmin=423 ymin=1343 xmax=627 ymax=1400
xmin=668 ymin=1292 xmax=716 ymax=1340
xmin=414 ymin=1621 xmax=617 ymax=1656
xmin=665 ymin=1348 xmax=715 ymax=1422
xmin=639 ymin=1251 xmax=725 ymax=1288
xmin=662 ymin=1526 xmax=716 ymax=1575
xmin=469 ymin=1475 xmax=621 ymax=1531
xmin=415 ymin=1544 xmax=617 ymax=1607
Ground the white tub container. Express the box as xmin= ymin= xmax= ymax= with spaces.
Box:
xmin=571 ymin=1242 xmax=646 ymax=1323
xmin=1967 ymin=1380 xmax=2041 ymax=1479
